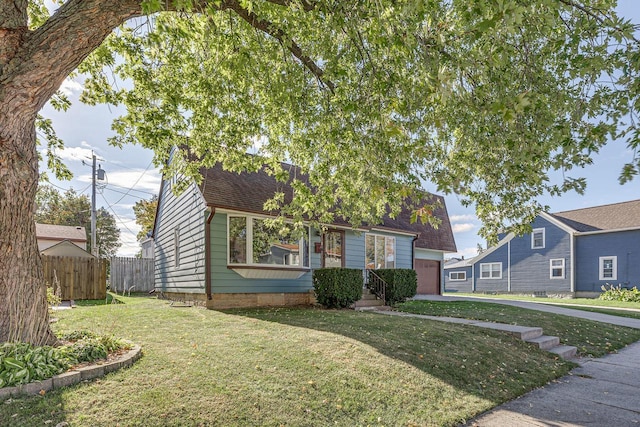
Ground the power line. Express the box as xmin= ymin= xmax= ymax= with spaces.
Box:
xmin=107 ymin=160 xmax=155 ymax=205
xmin=100 ymin=192 xmax=137 ymax=237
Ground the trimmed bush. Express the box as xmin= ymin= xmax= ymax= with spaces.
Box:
xmin=313 ymin=268 xmax=363 ymax=308
xmin=370 ymin=269 xmax=417 ymax=305
xmin=600 ymin=284 xmax=640 ymax=302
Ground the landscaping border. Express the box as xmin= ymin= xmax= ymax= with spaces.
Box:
xmin=0 ymin=345 xmax=141 ymax=400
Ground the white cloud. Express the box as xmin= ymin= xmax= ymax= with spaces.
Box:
xmin=51 ymin=145 xmax=95 ymax=162
xmin=450 ymin=214 xmax=477 ymax=222
xmin=452 ymin=223 xmax=475 ymax=233
xmin=452 ymin=247 xmax=480 ymax=259
xmin=59 ymin=78 xmax=83 ymax=97
xmin=103 ymin=169 xmax=162 ymax=194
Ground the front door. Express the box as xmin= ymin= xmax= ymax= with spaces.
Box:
xmin=415 ymin=259 xmax=441 ymax=294
xmin=323 ymin=230 xmax=344 ymax=268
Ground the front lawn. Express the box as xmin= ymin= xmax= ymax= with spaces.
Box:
xmin=398 ymin=300 xmax=640 ymax=357
xmin=1 ymin=296 xmax=574 ymax=427
xmin=444 ymin=292 xmax=640 ymax=310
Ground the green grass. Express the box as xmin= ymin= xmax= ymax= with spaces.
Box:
xmin=444 ymin=292 xmax=640 ymax=310
xmin=398 ymin=300 xmax=640 ymax=358
xmin=73 ymin=292 xmax=123 ymax=307
xmin=548 ymin=305 xmax=640 ymax=320
xmin=1 ymin=296 xmax=575 ymax=427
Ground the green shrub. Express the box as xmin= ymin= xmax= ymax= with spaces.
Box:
xmin=0 ymin=331 xmax=131 ymax=388
xmin=46 ymin=284 xmax=61 ymax=307
xmin=370 ymin=269 xmax=417 ymax=305
xmin=600 ymin=284 xmax=640 ymax=302
xmin=313 ymin=268 xmax=363 ymax=308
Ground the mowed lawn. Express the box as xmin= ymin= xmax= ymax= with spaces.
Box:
xmin=1 ymin=296 xmax=575 ymax=427
xmin=398 ymin=300 xmax=640 ymax=357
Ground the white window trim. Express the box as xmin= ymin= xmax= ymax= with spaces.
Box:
xmin=449 ymin=271 xmax=467 ymax=281
xmin=227 ymin=215 xmax=310 ymax=269
xmin=174 ymin=228 xmax=180 ymax=268
xmin=365 ymin=233 xmax=397 ymax=269
xmin=599 ymin=256 xmax=617 ymax=281
xmin=549 ymin=258 xmax=565 ymax=279
xmin=531 ymin=228 xmax=545 ymax=249
xmin=479 ymin=262 xmax=502 ymax=279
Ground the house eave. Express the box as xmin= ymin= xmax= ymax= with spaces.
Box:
xmin=575 ymin=226 xmax=640 ymax=236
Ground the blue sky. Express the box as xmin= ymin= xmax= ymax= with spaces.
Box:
xmin=39 ymin=1 xmax=639 ymax=257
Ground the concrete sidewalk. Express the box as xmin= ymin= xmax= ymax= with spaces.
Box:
xmin=409 ymin=295 xmax=640 ymax=426
xmin=466 ymin=341 xmax=640 ymax=426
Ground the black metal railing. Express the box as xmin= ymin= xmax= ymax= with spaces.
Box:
xmin=366 ymin=269 xmax=387 ymax=305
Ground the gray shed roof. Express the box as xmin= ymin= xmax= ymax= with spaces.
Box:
xmin=35 ymin=223 xmax=87 ymax=242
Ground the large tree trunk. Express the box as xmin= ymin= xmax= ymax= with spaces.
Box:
xmin=0 ymin=0 xmax=141 ymax=345
xmin=0 ymin=114 xmax=57 ymax=345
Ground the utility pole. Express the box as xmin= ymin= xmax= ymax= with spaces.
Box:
xmin=90 ymin=152 xmax=105 ymax=257
xmin=91 ymin=153 xmax=97 ymax=257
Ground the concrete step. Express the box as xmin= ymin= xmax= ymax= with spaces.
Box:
xmin=360 ymin=292 xmax=379 ymax=301
xmin=474 ymin=323 xmax=543 ymax=341
xmin=548 ymin=345 xmax=578 ymax=360
xmin=526 ymin=335 xmax=560 ymax=351
xmin=354 ymin=299 xmax=384 ymax=308
xmin=355 ymin=305 xmax=392 ymax=312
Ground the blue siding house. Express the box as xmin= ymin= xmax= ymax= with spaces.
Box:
xmin=153 ymin=148 xmax=457 ymax=308
xmin=444 ymin=200 xmax=640 ymax=297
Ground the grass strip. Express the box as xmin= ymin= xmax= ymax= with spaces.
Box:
xmin=398 ymin=300 xmax=640 ymax=358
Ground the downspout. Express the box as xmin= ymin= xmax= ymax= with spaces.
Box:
xmin=507 ymin=240 xmax=511 ymax=292
xmin=205 ymin=207 xmax=216 ymax=300
xmin=411 ymin=235 xmax=418 ymax=269
xmin=570 ymin=232 xmax=575 ymax=293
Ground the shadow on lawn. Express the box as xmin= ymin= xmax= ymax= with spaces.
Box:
xmin=222 ymin=306 xmax=574 ymax=403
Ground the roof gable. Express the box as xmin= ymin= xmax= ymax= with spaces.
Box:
xmin=195 ymin=161 xmax=456 ymax=252
xmin=550 ymin=199 xmax=640 ymax=232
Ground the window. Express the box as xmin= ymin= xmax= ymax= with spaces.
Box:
xmin=365 ymin=234 xmax=396 ymax=269
xmin=449 ymin=271 xmax=466 ymax=281
xmin=550 ymin=258 xmax=565 ymax=279
xmin=531 ymin=228 xmax=545 ymax=249
xmin=323 ymin=230 xmax=344 ymax=268
xmin=174 ymin=228 xmax=180 ymax=268
xmin=599 ymin=256 xmax=617 ymax=281
xmin=480 ymin=262 xmax=502 ymax=279
xmin=227 ymin=216 xmax=309 ymax=268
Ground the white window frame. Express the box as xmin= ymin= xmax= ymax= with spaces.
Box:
xmin=549 ymin=258 xmax=565 ymax=279
xmin=174 ymin=228 xmax=180 ymax=268
xmin=227 ymin=214 xmax=310 ymax=268
xmin=365 ymin=234 xmax=396 ymax=269
xmin=531 ymin=228 xmax=545 ymax=249
xmin=599 ymin=256 xmax=617 ymax=281
xmin=449 ymin=271 xmax=467 ymax=281
xmin=479 ymin=262 xmax=502 ymax=279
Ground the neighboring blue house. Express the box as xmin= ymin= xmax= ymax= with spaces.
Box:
xmin=444 ymin=200 xmax=640 ymax=297
xmin=153 ymin=148 xmax=457 ymax=308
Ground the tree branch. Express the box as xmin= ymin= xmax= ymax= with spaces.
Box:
xmin=557 ymin=0 xmax=640 ymax=43
xmin=226 ymin=0 xmax=335 ymax=93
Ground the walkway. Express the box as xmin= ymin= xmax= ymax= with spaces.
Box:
xmin=393 ymin=295 xmax=640 ymax=426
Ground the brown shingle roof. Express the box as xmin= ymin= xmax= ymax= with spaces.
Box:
xmin=35 ymin=223 xmax=87 ymax=242
xmin=197 ymin=162 xmax=457 ymax=252
xmin=551 ymin=199 xmax=640 ymax=232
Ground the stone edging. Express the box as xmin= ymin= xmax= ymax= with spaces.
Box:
xmin=0 ymin=345 xmax=142 ymax=400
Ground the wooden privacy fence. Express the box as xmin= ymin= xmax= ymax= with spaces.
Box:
xmin=110 ymin=257 xmax=154 ymax=293
xmin=42 ymin=256 xmax=107 ymax=300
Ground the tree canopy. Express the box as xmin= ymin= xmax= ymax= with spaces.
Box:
xmin=36 ymin=186 xmax=122 ymax=258
xmin=133 ymin=195 xmax=157 ymax=241
xmin=68 ymin=0 xmax=639 ymax=242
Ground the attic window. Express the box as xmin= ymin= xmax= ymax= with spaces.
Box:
xmin=531 ymin=228 xmax=545 ymax=249
xmin=228 ymin=215 xmax=310 ymax=269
